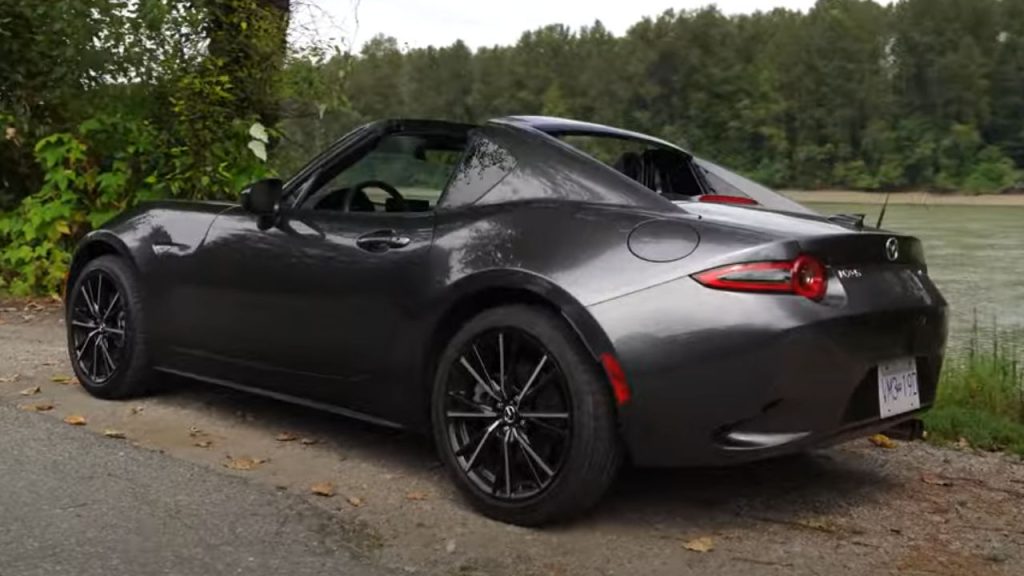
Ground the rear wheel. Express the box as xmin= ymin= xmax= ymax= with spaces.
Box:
xmin=431 ymin=305 xmax=622 ymax=525
xmin=66 ymin=255 xmax=154 ymax=399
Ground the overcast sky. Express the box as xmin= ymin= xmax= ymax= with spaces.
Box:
xmin=293 ymin=0 xmax=829 ymax=50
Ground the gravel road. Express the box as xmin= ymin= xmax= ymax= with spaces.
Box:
xmin=2 ymin=301 xmax=1023 ymax=575
xmin=0 ymin=401 xmax=388 ymax=576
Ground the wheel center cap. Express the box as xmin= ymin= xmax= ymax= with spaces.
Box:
xmin=502 ymin=405 xmax=518 ymax=424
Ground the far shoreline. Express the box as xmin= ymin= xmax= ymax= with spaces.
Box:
xmin=782 ymin=190 xmax=1024 ymax=206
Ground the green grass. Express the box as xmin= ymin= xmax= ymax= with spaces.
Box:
xmin=923 ymin=316 xmax=1024 ymax=455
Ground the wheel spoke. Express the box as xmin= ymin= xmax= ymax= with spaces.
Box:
xmin=103 ymin=292 xmax=121 ymax=321
xmin=446 ymin=411 xmax=498 ymax=419
xmin=76 ymin=330 xmax=99 ymax=359
xmin=514 ymin=355 xmax=549 ymax=404
xmin=527 ymin=417 xmax=568 ymax=437
xmin=99 ymin=339 xmax=117 ymax=374
xmin=447 ymin=391 xmax=490 ymax=412
xmin=471 ymin=344 xmax=491 ymax=385
xmin=514 ymin=429 xmax=554 ymax=477
xmin=80 ymin=283 xmax=98 ymax=319
xmin=71 ymin=320 xmax=98 ymax=330
xmin=464 ymin=420 xmax=501 ymax=471
xmin=514 ymin=429 xmax=544 ymax=486
xmin=459 ymin=356 xmax=501 ymax=402
xmin=96 ymin=275 xmax=103 ymax=314
xmin=498 ymin=332 xmax=506 ymax=397
xmin=502 ymin=428 xmax=512 ymax=497
xmin=520 ymin=412 xmax=569 ymax=419
xmin=90 ymin=337 xmax=100 ymax=380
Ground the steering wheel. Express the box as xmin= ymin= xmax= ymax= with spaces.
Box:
xmin=341 ymin=180 xmax=406 ymax=213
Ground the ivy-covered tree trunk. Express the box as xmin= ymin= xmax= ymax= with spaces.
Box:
xmin=204 ymin=0 xmax=290 ymax=126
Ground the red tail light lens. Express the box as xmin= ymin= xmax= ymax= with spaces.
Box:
xmin=693 ymin=255 xmax=828 ymax=301
xmin=698 ymin=194 xmax=758 ymax=206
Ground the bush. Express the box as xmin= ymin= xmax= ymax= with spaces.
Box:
xmin=924 ymin=318 xmax=1024 ymax=454
xmin=0 ymin=114 xmax=271 ymax=296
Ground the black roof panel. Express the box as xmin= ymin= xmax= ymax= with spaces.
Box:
xmin=491 ymin=115 xmax=688 ymax=154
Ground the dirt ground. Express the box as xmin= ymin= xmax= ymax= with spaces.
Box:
xmin=2 ymin=301 xmax=1023 ymax=576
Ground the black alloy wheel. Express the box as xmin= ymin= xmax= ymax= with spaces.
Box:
xmin=442 ymin=327 xmax=573 ymax=500
xmin=69 ymin=270 xmax=128 ymax=384
xmin=433 ymin=305 xmax=621 ymax=526
xmin=66 ymin=255 xmax=154 ymax=399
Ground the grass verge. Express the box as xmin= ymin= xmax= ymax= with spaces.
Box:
xmin=923 ymin=318 xmax=1024 ymax=455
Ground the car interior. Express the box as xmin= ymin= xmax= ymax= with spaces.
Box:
xmin=557 ymin=134 xmax=707 ymax=200
xmin=304 ymin=131 xmax=468 ymax=213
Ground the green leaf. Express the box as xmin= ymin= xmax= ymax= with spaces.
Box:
xmin=247 ymin=140 xmax=267 ymax=162
xmin=248 ymin=122 xmax=269 ymax=143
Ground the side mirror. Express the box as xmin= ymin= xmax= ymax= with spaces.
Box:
xmin=240 ymin=179 xmax=283 ymax=215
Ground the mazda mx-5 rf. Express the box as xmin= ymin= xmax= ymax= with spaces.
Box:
xmin=64 ymin=116 xmax=947 ymax=525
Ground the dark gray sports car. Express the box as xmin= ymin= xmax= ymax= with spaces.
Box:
xmin=64 ymin=116 xmax=947 ymax=525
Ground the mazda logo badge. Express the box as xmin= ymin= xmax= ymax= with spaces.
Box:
xmin=885 ymin=237 xmax=899 ymax=261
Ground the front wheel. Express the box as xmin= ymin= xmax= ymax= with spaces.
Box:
xmin=431 ymin=305 xmax=622 ymax=526
xmin=66 ymin=255 xmax=155 ymax=399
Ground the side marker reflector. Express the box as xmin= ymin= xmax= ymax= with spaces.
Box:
xmin=600 ymin=353 xmax=631 ymax=406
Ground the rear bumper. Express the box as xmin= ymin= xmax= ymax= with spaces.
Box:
xmin=588 ymin=276 xmax=947 ymax=468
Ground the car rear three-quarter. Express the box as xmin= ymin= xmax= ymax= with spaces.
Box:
xmin=588 ymin=203 xmax=948 ymax=467
xmin=62 ymin=115 xmax=949 ymax=527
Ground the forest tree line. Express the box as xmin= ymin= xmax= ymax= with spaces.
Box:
xmin=333 ymin=0 xmax=1024 ymax=193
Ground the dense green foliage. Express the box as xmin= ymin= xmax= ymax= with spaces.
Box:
xmin=924 ymin=320 xmax=1024 ymax=455
xmin=3 ymin=0 xmax=1024 ymax=295
xmin=0 ymin=0 xmax=293 ymax=294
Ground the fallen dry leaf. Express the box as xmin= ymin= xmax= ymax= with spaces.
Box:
xmin=300 ymin=437 xmax=319 ymax=446
xmin=0 ymin=374 xmax=19 ymax=383
xmin=19 ymin=386 xmax=41 ymax=396
xmin=275 ymin=432 xmax=298 ymax=442
xmin=955 ymin=437 xmax=971 ymax=449
xmin=310 ymin=482 xmax=336 ymax=497
xmin=682 ymin=536 xmax=715 ymax=553
xmin=20 ymin=403 xmax=54 ymax=412
xmin=224 ymin=456 xmax=268 ymax=471
xmin=868 ymin=434 xmax=897 ymax=449
xmin=797 ymin=517 xmax=839 ymax=533
xmin=103 ymin=429 xmax=127 ymax=439
xmin=129 ymin=405 xmax=144 ymax=415
xmin=346 ymin=496 xmax=364 ymax=508
xmin=193 ymin=440 xmax=213 ymax=448
xmin=64 ymin=415 xmax=87 ymax=426
xmin=188 ymin=426 xmax=206 ymax=437
xmin=405 ymin=491 xmax=429 ymax=501
xmin=50 ymin=375 xmax=74 ymax=384
xmin=921 ymin=472 xmax=953 ymax=487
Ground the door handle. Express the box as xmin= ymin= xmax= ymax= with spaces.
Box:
xmin=356 ymin=230 xmax=411 ymax=251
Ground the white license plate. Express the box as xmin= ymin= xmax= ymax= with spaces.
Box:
xmin=877 ymin=357 xmax=920 ymax=417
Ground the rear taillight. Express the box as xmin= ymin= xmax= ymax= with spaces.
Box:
xmin=693 ymin=254 xmax=828 ymax=301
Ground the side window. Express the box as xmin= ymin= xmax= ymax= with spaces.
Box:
xmin=303 ymin=133 xmax=466 ymax=213
xmin=440 ymin=133 xmax=518 ymax=208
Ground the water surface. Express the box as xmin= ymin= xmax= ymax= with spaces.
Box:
xmin=806 ymin=203 xmax=1024 ymax=349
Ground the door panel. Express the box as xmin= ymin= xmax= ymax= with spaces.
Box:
xmin=170 ymin=206 xmax=434 ymax=420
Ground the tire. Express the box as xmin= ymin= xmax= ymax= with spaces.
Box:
xmin=431 ymin=305 xmax=622 ymax=526
xmin=65 ymin=255 xmax=154 ymax=399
